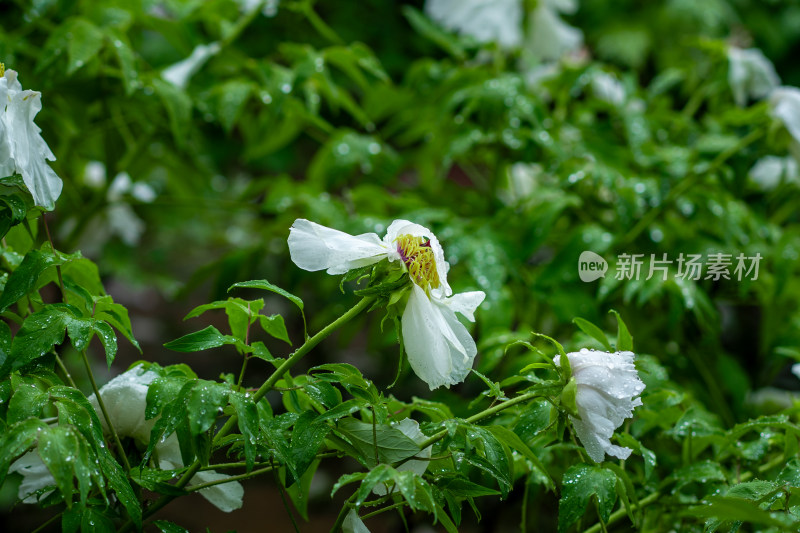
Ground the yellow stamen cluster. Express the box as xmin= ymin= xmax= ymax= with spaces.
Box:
xmin=396 ymin=234 xmax=440 ymax=290
xmin=0 ymin=63 xmax=4 ymax=77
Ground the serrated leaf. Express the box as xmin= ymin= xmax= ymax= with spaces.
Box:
xmin=7 ymin=381 xmax=48 ymax=423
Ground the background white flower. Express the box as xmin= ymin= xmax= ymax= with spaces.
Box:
xmin=10 ymin=366 xmax=243 ymax=512
xmin=727 ymin=47 xmax=780 ymax=107
xmin=162 ymin=42 xmax=222 ymax=89
xmin=555 ymin=349 xmax=645 ymax=463
xmin=748 ymin=155 xmax=799 ymax=190
xmin=771 ymin=87 xmax=800 ymax=145
xmin=288 ymin=218 xmax=485 ymax=389
xmin=526 ymin=0 xmax=583 ymax=61
xmin=591 ymin=72 xmax=626 ymax=106
xmin=424 ymin=0 xmax=524 ymax=49
xmin=343 ymin=509 xmax=371 ymax=533
xmin=0 ymin=69 xmax=63 ymax=209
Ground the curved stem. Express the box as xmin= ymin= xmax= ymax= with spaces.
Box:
xmin=418 ymin=384 xmax=561 ymax=450
xmin=79 ymin=349 xmax=130 ymax=473
xmin=361 ymin=501 xmax=405 ymax=520
xmin=330 ymin=493 xmax=357 ymax=533
xmin=187 ymin=465 xmax=275 ymax=492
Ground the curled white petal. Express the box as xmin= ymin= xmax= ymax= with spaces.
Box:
xmin=288 ymin=218 xmax=387 ymax=275
xmin=343 ymin=510 xmax=372 ymax=533
xmin=424 ymin=0 xmax=524 ymax=49
xmin=402 ymin=284 xmax=480 ymax=390
xmin=0 ymin=70 xmax=63 ymax=208
xmin=87 ymin=365 xmax=160 ymax=444
xmin=555 ymin=349 xmax=645 ymax=463
xmin=384 ymin=219 xmax=451 ymax=296
xmin=728 ymin=47 xmax=780 ymax=107
xmin=373 ymin=418 xmax=432 ymax=496
xmin=771 ymin=87 xmax=800 ymax=145
xmin=162 ymin=42 xmax=221 ymax=89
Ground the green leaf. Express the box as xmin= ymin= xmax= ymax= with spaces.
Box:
xmin=152 ymin=520 xmax=190 ymax=533
xmin=0 ymin=418 xmax=48 ymax=486
xmin=259 ymin=314 xmax=291 ymax=344
xmin=572 ymin=317 xmax=613 ymax=351
xmin=38 ymin=426 xmax=79 ymax=507
xmin=402 ymin=6 xmax=466 ymax=60
xmin=152 ymin=78 xmax=192 ymax=147
xmin=93 ymin=321 xmax=118 ymax=368
xmin=558 ymin=464 xmax=617 ymax=533
xmin=289 ymin=411 xmax=331 ymax=483
xmin=5 ymin=305 xmax=70 ymax=375
xmin=437 ymin=475 xmax=501 ymax=497
xmin=187 ymin=380 xmax=229 ymax=435
xmin=216 ymin=79 xmax=253 ymax=132
xmin=93 ymin=295 xmax=140 ymax=352
xmin=0 ymin=249 xmax=64 ymax=312
xmin=608 ymin=310 xmax=633 ymax=351
xmin=80 ymin=508 xmax=116 ymax=533
xmin=107 ymin=30 xmax=139 ymax=95
xmin=485 ymin=425 xmax=555 ymax=491
xmin=355 ymin=464 xmax=397 ymax=505
xmin=66 ymin=18 xmax=104 ymax=74
xmin=684 ymin=496 xmax=797 ymax=529
xmin=336 ymin=418 xmax=420 ymax=468
xmin=163 ymin=325 xmax=240 ymax=352
xmin=0 ymin=193 xmax=28 ymax=239
xmin=228 ymin=280 xmax=305 ymax=318
xmin=229 ymin=392 xmax=260 ymax=472
xmin=7 ymin=381 xmax=48 ymax=423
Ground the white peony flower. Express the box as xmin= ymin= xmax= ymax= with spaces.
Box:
xmin=10 ymin=366 xmax=243 ymax=512
xmin=554 ymin=349 xmax=645 ymax=463
xmin=424 ymin=0 xmax=524 ymax=49
xmin=727 ymin=47 xmax=780 ymax=107
xmin=526 ymin=0 xmax=583 ymax=62
xmin=748 ymin=155 xmax=798 ymax=190
xmin=372 ymin=418 xmax=432 ymax=496
xmin=771 ymin=87 xmax=800 ymax=145
xmin=162 ymin=42 xmax=221 ymax=89
xmin=792 ymin=363 xmax=800 ymax=380
xmin=342 ymin=510 xmax=371 ymax=533
xmin=0 ymin=67 xmax=63 ymax=209
xmin=288 ymin=219 xmax=485 ymax=389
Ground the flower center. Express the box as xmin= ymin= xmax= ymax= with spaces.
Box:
xmin=396 ymin=234 xmax=440 ymax=290
xmin=0 ymin=63 xmax=4 ymax=78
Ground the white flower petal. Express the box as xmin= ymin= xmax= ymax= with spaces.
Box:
xmin=445 ymin=290 xmax=486 ymax=322
xmin=9 ymin=451 xmax=55 ymax=504
xmin=792 ymin=363 xmax=800 ymax=380
xmin=728 ymin=47 xmax=780 ymax=107
xmin=162 ymin=42 xmax=221 ymax=89
xmin=425 ymin=0 xmax=524 ymax=49
xmin=771 ymin=87 xmax=800 ymax=145
xmin=555 ymin=349 xmax=645 ymax=462
xmin=591 ymin=72 xmax=626 ymax=107
xmin=384 ymin=219 xmax=451 ymax=296
xmin=88 ymin=365 xmax=160 ymax=444
xmin=288 ymin=219 xmax=387 ymax=275
xmin=402 ymin=285 xmax=478 ymax=389
xmin=189 ymin=470 xmax=245 ymax=513
xmin=343 ymin=510 xmax=372 ymax=533
xmin=1 ymin=70 xmax=63 ymax=208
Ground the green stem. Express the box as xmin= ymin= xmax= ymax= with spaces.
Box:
xmin=79 ymin=350 xmax=130 ymax=473
xmin=585 ymin=490 xmax=660 ymax=533
xmin=54 ymin=353 xmax=78 ymax=389
xmin=300 ymin=2 xmax=344 ymax=45
xmin=418 ymin=386 xmax=560 ymax=450
xmin=330 ymin=493 xmax=357 ymax=533
xmin=120 ymin=296 xmax=375 ymax=532
xmin=187 ymin=465 xmax=275 ymax=492
xmin=361 ymin=501 xmax=405 ymax=520
xmin=31 ymin=512 xmax=61 ymax=533
xmin=41 ymin=214 xmax=68 ymax=304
